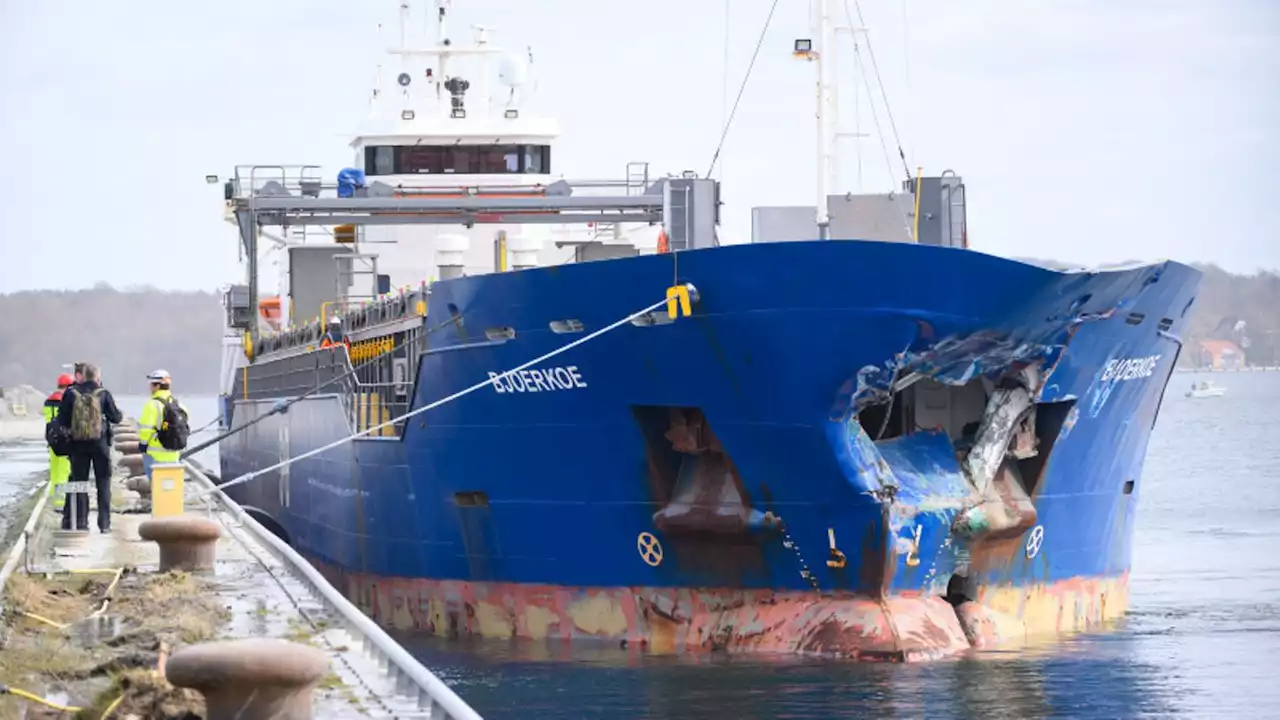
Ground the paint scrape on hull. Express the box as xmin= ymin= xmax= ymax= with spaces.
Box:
xmin=328 ymin=561 xmax=1130 ymax=661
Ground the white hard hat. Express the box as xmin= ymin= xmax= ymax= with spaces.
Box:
xmin=146 ymin=369 xmax=171 ymax=382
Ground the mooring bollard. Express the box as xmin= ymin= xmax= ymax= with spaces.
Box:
xmin=126 ymin=475 xmax=152 ymax=497
xmin=137 ymin=515 xmax=222 ymax=572
xmin=165 ymin=638 xmax=330 ymax=720
xmin=119 ymin=454 xmax=144 ymax=476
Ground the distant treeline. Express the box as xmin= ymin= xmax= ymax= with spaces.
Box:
xmin=0 ymin=284 xmax=224 ymax=395
xmin=0 ymin=262 xmax=1275 ymax=394
xmin=1182 ymin=263 xmax=1280 ymax=366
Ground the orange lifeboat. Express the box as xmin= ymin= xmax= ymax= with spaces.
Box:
xmin=258 ymin=296 xmax=283 ymax=331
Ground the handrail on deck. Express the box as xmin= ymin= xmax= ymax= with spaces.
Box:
xmin=226 ymin=163 xmax=659 ymax=204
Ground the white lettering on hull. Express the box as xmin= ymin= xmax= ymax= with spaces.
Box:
xmin=488 ymin=365 xmax=588 ymax=394
xmin=306 ymin=478 xmax=371 ymax=499
xmin=1101 ymin=354 xmax=1162 ymax=383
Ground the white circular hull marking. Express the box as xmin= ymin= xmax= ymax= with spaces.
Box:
xmin=1025 ymin=525 xmax=1045 ymax=559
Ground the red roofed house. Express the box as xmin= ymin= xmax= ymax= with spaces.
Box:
xmin=1195 ymin=339 xmax=1245 ymax=370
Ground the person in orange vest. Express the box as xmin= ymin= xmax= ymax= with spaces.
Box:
xmin=42 ymin=373 xmax=74 ymax=510
xmin=320 ymin=315 xmax=348 ymax=349
xmin=656 ymin=230 xmax=670 ymax=254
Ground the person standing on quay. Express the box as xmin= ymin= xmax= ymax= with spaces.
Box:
xmin=55 ymin=363 xmax=123 ymax=532
xmin=137 ymin=369 xmax=190 ymax=480
xmin=41 ymin=373 xmax=74 ymax=510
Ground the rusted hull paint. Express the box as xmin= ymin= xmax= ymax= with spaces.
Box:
xmin=957 ymin=572 xmax=1130 ymax=650
xmin=324 ymin=560 xmax=1128 ymax=661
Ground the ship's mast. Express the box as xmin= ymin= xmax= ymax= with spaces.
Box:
xmin=813 ymin=0 xmax=835 ymax=240
xmin=435 ymin=0 xmax=450 ymax=98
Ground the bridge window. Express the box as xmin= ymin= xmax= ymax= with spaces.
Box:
xmin=478 ymin=146 xmax=521 ymax=174
xmin=364 ymin=144 xmax=552 ymax=176
xmin=446 ymin=146 xmax=473 ymax=174
xmin=370 ymin=146 xmax=396 ymax=175
xmin=524 ymin=145 xmax=548 ymax=174
xmin=398 ymin=146 xmax=444 ymax=175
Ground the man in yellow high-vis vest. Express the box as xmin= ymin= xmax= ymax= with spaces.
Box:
xmin=42 ymin=373 xmax=74 ymax=509
xmin=137 ymin=369 xmax=190 ymax=479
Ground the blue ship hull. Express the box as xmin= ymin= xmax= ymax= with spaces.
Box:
xmin=219 ymin=240 xmax=1200 ymax=659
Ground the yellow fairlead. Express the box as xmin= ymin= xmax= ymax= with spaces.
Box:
xmin=666 ymin=285 xmax=692 ymax=320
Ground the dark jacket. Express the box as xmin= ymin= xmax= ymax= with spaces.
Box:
xmin=56 ymin=381 xmax=123 ymax=450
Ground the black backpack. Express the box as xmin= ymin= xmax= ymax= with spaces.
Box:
xmin=46 ymin=420 xmax=72 ymax=457
xmin=155 ymin=396 xmax=190 ymax=451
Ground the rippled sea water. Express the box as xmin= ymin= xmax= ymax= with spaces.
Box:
xmin=2 ymin=376 xmax=1276 ymax=718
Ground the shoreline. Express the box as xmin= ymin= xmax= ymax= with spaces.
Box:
xmin=0 ymin=419 xmax=43 ymax=443
xmin=0 ymin=471 xmax=44 ymax=555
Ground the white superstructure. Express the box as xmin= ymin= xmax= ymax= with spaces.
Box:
xmin=219 ymin=0 xmax=663 ymax=339
xmin=338 ymin=0 xmax=657 ymax=291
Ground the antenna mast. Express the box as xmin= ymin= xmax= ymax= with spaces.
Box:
xmin=436 ymin=0 xmax=451 ymax=93
xmin=813 ymin=0 xmax=835 ymax=239
xmin=399 ymin=1 xmax=411 ymax=93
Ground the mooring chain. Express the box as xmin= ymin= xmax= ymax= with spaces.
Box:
xmin=779 ymin=526 xmax=821 ymax=591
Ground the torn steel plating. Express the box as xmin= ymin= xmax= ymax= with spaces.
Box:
xmin=841 ymin=329 xmax=1065 ymax=418
xmin=952 ymin=365 xmax=1042 ymax=540
xmin=834 ymin=263 xmax=1156 ymax=421
xmin=829 ymin=295 xmax=1131 ymax=551
xmin=963 ymin=365 xmax=1041 ymax=492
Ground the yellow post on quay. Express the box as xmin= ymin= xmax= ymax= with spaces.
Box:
xmin=151 ymin=463 xmax=185 ymax=518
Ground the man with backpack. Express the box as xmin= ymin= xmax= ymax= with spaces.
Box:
xmin=137 ymin=369 xmax=190 ymax=482
xmin=55 ymin=362 xmax=123 ymax=532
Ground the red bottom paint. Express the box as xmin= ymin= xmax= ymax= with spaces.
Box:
xmin=321 ymin=561 xmax=1130 ymax=661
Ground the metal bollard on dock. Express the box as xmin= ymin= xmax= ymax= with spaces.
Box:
xmin=137 ymin=515 xmax=223 ymax=572
xmin=165 ymin=638 xmax=331 ymax=720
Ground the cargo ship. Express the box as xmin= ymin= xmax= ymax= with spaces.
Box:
xmin=213 ymin=0 xmax=1202 ymax=659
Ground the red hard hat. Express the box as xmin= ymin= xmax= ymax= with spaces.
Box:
xmin=56 ymin=373 xmax=73 ymax=388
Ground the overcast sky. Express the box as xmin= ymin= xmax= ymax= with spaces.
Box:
xmin=1 ymin=0 xmax=1276 ymax=292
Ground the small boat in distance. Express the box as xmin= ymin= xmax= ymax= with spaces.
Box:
xmin=1186 ymin=380 xmax=1227 ymax=398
